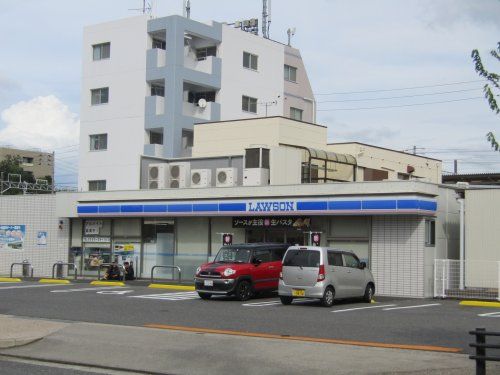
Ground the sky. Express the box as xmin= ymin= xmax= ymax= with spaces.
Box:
xmin=0 ymin=0 xmax=499 ymax=187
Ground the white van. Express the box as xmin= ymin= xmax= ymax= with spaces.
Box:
xmin=278 ymin=246 xmax=375 ymax=307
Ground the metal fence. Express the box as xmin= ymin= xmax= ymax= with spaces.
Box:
xmin=435 ymin=260 xmax=500 ymax=301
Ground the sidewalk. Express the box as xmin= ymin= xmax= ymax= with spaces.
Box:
xmin=2 ymin=314 xmax=499 ymax=374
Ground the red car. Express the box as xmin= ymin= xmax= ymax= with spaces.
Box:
xmin=194 ymin=243 xmax=289 ymax=301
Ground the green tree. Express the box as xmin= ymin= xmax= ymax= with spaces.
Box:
xmin=0 ymin=155 xmax=36 ymax=194
xmin=471 ymin=42 xmax=500 ymax=151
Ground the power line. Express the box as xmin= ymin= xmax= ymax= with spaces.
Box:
xmin=314 ymin=79 xmax=486 ymax=96
xmin=316 ymin=88 xmax=482 ymax=103
xmin=316 ymin=96 xmax=484 ymax=111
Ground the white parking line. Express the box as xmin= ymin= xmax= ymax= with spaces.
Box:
xmin=383 ymin=303 xmax=441 ymax=311
xmin=0 ymin=284 xmax=72 ymax=290
xmin=332 ymin=304 xmax=397 ymax=313
xmin=130 ymin=292 xmax=200 ymax=301
xmin=243 ymin=298 xmax=317 ymax=307
xmin=51 ymin=286 xmax=125 ymax=293
xmin=478 ymin=311 xmax=500 ymax=318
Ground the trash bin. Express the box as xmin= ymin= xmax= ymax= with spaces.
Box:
xmin=22 ymin=261 xmax=31 ymax=277
xmin=55 ymin=262 xmax=64 ymax=278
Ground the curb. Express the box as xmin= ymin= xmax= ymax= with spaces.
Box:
xmin=0 ymin=277 xmax=22 ymax=283
xmin=148 ymin=283 xmax=195 ymax=291
xmin=459 ymin=300 xmax=500 ymax=308
xmin=39 ymin=279 xmax=71 ymax=284
xmin=0 ymin=337 xmax=41 ymax=349
xmin=90 ymin=281 xmax=125 ymax=287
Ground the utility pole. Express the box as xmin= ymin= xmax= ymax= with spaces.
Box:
xmin=454 ymin=159 xmax=458 ymax=175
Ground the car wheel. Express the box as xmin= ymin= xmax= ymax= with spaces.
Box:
xmin=235 ymin=280 xmax=252 ymax=301
xmin=198 ymin=292 xmax=212 ymax=300
xmin=363 ymin=284 xmax=374 ymax=303
xmin=280 ymin=296 xmax=293 ymax=305
xmin=321 ymin=286 xmax=335 ymax=307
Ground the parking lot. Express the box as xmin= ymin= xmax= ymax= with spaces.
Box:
xmin=1 ymin=281 xmax=499 ymax=354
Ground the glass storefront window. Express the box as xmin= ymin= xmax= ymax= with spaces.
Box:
xmin=143 ymin=219 xmax=175 ymax=280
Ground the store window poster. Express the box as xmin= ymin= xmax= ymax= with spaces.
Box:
xmin=0 ymin=225 xmax=25 ymax=250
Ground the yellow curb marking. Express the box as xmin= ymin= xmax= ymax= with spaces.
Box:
xmin=144 ymin=324 xmax=462 ymax=353
xmin=90 ymin=281 xmax=125 ymax=287
xmin=148 ymin=283 xmax=195 ymax=291
xmin=459 ymin=300 xmax=500 ymax=308
xmin=0 ymin=277 xmax=22 ymax=282
xmin=39 ymin=279 xmax=71 ymax=284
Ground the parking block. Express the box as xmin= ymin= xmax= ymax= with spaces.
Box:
xmin=90 ymin=280 xmax=125 ymax=287
xmin=148 ymin=283 xmax=195 ymax=291
xmin=0 ymin=277 xmax=22 ymax=282
xmin=459 ymin=300 xmax=500 ymax=308
xmin=39 ymin=279 xmax=71 ymax=284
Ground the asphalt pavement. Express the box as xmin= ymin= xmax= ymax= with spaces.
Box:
xmin=0 ymin=281 xmax=499 ymax=353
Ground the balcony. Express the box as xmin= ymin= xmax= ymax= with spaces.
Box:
xmin=145 ymin=95 xmax=164 ymax=116
xmin=147 ymin=48 xmax=166 ymax=68
xmin=183 ymin=101 xmax=214 ymax=121
xmin=144 ymin=144 xmax=164 ymax=158
xmin=184 ymin=55 xmax=220 ymax=75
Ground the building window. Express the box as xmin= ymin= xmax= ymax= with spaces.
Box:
xmin=188 ymin=91 xmax=216 ymax=103
xmin=196 ymin=46 xmax=216 ymax=61
xmin=91 ymin=88 xmax=109 ymax=105
xmin=22 ymin=157 xmax=34 ymax=165
xmin=152 ymin=38 xmax=166 ymax=50
xmin=397 ymin=173 xmax=410 ymax=180
xmin=290 ymin=107 xmax=303 ymax=121
xmin=425 ymin=219 xmax=436 ymax=246
xmin=363 ymin=168 xmax=388 ymax=181
xmin=88 ymin=180 xmax=106 ymax=191
xmin=149 ymin=131 xmax=163 ymax=145
xmin=150 ymin=84 xmax=165 ymax=97
xmin=92 ymin=43 xmax=110 ymax=60
xmin=89 ymin=134 xmax=108 ymax=151
xmin=242 ymin=95 xmax=257 ymax=113
xmin=284 ymin=64 xmax=297 ymax=82
xmin=243 ymin=52 xmax=258 ymax=70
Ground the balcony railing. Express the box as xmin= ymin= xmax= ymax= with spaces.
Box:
xmin=184 ymin=55 xmax=218 ymax=74
xmin=183 ymin=101 xmax=213 ymax=121
xmin=147 ymin=48 xmax=166 ymax=68
xmin=146 ymin=95 xmax=165 ymax=116
xmin=144 ymin=144 xmax=164 ymax=158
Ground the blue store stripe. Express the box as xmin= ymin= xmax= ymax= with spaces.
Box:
xmin=121 ymin=205 xmax=143 ymax=213
xmin=98 ymin=205 xmax=121 ymax=213
xmin=219 ymin=203 xmax=246 ymax=212
xmin=297 ymin=201 xmax=328 ymax=211
xmin=362 ymin=200 xmax=397 ymax=210
xmin=144 ymin=205 xmax=167 ymax=213
xmin=397 ymin=200 xmax=419 ymax=209
xmin=419 ymin=200 xmax=437 ymax=211
xmin=193 ymin=203 xmax=219 ymax=212
xmin=77 ymin=206 xmax=98 ymax=214
xmin=328 ymin=201 xmax=362 ymax=210
xmin=168 ymin=204 xmax=192 ymax=213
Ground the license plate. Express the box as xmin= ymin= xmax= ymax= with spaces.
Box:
xmin=292 ymin=289 xmax=305 ymax=297
xmin=204 ymin=280 xmax=213 ymax=287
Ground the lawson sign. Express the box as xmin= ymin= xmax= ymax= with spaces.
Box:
xmin=77 ymin=196 xmax=437 ymax=217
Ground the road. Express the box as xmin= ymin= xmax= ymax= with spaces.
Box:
xmin=1 ymin=281 xmax=499 ymax=354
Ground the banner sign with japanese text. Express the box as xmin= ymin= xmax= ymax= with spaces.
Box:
xmin=232 ymin=217 xmax=311 ymax=229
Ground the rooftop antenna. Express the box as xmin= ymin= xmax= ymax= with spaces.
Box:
xmin=262 ymin=0 xmax=271 ymax=38
xmin=129 ymin=0 xmax=152 ymax=15
xmin=287 ymin=27 xmax=296 ymax=46
xmin=183 ymin=0 xmax=191 ymax=19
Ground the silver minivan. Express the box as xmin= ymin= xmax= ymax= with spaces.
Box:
xmin=278 ymin=246 xmax=375 ymax=307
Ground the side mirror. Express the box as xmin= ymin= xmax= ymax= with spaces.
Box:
xmin=252 ymin=258 xmax=262 ymax=266
xmin=360 ymin=262 xmax=366 ymax=269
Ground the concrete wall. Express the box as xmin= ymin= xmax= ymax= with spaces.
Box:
xmin=371 ymin=216 xmax=426 ymax=298
xmin=79 ymin=15 xmax=149 ymax=191
xmin=192 ymin=117 xmax=327 ymax=158
xmin=328 ymin=143 xmax=442 ymax=184
xmin=0 ymin=195 xmax=69 ymax=277
xmin=219 ymin=26 xmax=284 ymax=120
xmin=283 ymin=46 xmax=315 ymax=123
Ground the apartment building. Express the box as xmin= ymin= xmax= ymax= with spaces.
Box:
xmin=0 ymin=146 xmax=53 ymax=181
xmin=79 ymin=14 xmax=315 ymax=191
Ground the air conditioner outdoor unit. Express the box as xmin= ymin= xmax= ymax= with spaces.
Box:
xmin=216 ymin=168 xmax=238 ymax=187
xmin=169 ymin=162 xmax=190 ymax=188
xmin=243 ymin=168 xmax=269 ymax=186
xmin=148 ymin=163 xmax=169 ymax=189
xmin=191 ymin=169 xmax=212 ymax=188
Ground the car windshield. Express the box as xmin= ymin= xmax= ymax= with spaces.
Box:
xmin=214 ymin=247 xmax=252 ymax=263
xmin=283 ymin=250 xmax=320 ymax=267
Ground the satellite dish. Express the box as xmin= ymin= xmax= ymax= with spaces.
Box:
xmin=198 ymin=98 xmax=207 ymax=108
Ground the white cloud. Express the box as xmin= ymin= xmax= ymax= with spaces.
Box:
xmin=0 ymin=95 xmax=79 ymax=151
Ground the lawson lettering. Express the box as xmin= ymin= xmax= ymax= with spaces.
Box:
xmin=247 ymin=201 xmax=295 ymax=212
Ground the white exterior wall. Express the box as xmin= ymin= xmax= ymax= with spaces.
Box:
xmin=79 ymin=16 xmax=149 ymax=191
xmin=0 ymin=195 xmax=69 ymax=277
xmin=218 ymin=26 xmax=285 ymax=120
xmin=371 ymin=216 xmax=426 ymax=298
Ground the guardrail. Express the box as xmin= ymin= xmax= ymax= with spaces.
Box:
xmin=10 ymin=260 xmax=33 ymax=278
xmin=97 ymin=263 xmax=126 ymax=282
xmin=470 ymin=328 xmax=500 ymax=375
xmin=151 ymin=265 xmax=182 ymax=284
xmin=51 ymin=261 xmax=78 ymax=280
